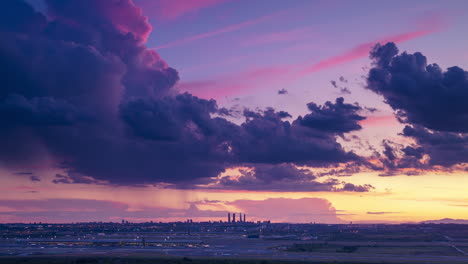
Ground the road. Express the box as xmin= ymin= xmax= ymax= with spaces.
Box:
xmin=445 ymin=236 xmax=468 ymax=256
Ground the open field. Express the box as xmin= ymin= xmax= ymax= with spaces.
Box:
xmin=1 ymin=256 xmax=468 ymax=264
xmin=2 ymin=246 xmax=468 ymax=264
xmin=3 ymin=223 xmax=468 ymax=263
xmin=3 ymin=236 xmax=468 ymax=263
xmin=286 ymin=243 xmax=463 ymax=255
xmin=0 ymin=256 xmax=383 ymax=264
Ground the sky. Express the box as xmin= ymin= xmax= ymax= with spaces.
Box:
xmin=1 ymin=0 xmax=468 ymax=224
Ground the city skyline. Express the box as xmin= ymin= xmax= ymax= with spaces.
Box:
xmin=1 ymin=0 xmax=468 ymax=224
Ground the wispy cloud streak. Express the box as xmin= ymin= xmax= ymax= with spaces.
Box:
xmin=152 ymin=10 xmax=287 ymax=50
xmin=240 ymin=27 xmax=314 ymax=47
xmin=181 ymin=19 xmax=445 ymax=99
xmin=298 ymin=26 xmax=441 ymax=77
xmin=140 ymin=0 xmax=229 ymax=22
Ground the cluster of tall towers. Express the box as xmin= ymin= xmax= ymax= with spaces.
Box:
xmin=227 ymin=212 xmax=246 ymax=223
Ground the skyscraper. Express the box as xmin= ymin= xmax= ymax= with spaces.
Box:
xmin=228 ymin=212 xmax=231 ymax=223
xmin=233 ymin=213 xmax=236 ymax=223
xmin=243 ymin=213 xmax=246 ymax=223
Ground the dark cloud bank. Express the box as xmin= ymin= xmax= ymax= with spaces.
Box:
xmin=0 ymin=0 xmax=373 ymax=192
xmin=2 ymin=0 xmax=466 ymax=191
xmin=367 ymin=42 xmax=468 ymax=171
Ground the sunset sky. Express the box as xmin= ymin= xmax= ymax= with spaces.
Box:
xmin=1 ymin=0 xmax=468 ymax=224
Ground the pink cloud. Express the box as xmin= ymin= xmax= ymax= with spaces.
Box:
xmin=359 ymin=115 xmax=398 ymax=127
xmin=228 ymin=197 xmax=342 ymax=223
xmin=181 ymin=20 xmax=445 ymax=99
xmin=0 ymin=197 xmax=343 ymax=223
xmin=103 ymin=0 xmax=153 ymax=43
xmin=298 ymin=26 xmax=442 ymax=77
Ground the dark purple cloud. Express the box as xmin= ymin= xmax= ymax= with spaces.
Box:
xmin=402 ymin=125 xmax=468 ymax=167
xmin=340 ymin=183 xmax=374 ymax=192
xmin=121 ymin=93 xmax=218 ymax=141
xmin=401 ymin=145 xmax=424 ymax=159
xmin=29 ymin=175 xmax=41 ymax=182
xmin=216 ymin=164 xmax=336 ymax=192
xmin=278 ymin=88 xmax=288 ymax=95
xmin=330 ymin=78 xmax=351 ymax=94
xmin=367 ymin=211 xmax=400 ymax=215
xmin=0 ymin=0 xmax=368 ymax=188
xmin=368 ymin=42 xmax=468 ymax=133
xmin=367 ymin=42 xmax=468 ymax=170
xmin=372 ymin=139 xmax=427 ymax=175
xmin=297 ymin=98 xmax=364 ymax=134
xmin=0 ymin=94 xmax=91 ymax=126
xmin=339 ymin=87 xmax=352 ymax=94
xmin=233 ymin=100 xmax=365 ymax=165
xmin=14 ymin=172 xmax=33 ymax=175
xmin=214 ymin=164 xmax=374 ymax=192
xmin=382 ymin=141 xmax=397 ymax=162
xmin=52 ymin=173 xmax=106 ymax=185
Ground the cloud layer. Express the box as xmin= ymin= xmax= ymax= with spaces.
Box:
xmin=0 ymin=197 xmax=341 ymax=223
xmin=0 ymin=0 xmax=367 ymax=189
xmin=367 ymin=42 xmax=468 ymax=170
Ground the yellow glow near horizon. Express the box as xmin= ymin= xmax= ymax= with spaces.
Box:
xmin=1 ymin=168 xmax=468 ymax=223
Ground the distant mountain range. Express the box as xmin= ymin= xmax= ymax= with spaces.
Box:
xmin=421 ymin=218 xmax=468 ymax=224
